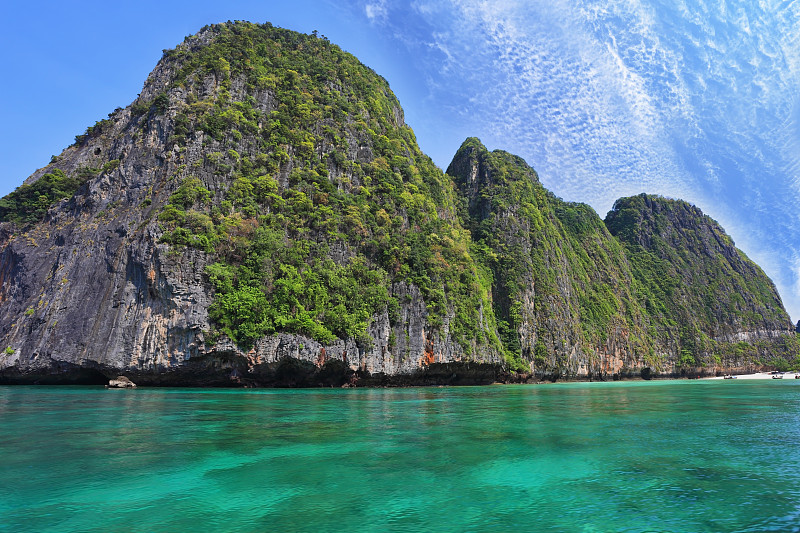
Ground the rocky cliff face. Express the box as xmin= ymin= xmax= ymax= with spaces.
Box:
xmin=606 ymin=193 xmax=795 ymax=369
xmin=0 ymin=22 xmax=795 ymax=385
xmin=449 ymin=140 xmax=796 ymax=377
xmin=448 ymin=138 xmax=652 ymax=378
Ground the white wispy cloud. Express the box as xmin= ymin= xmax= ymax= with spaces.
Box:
xmin=365 ymin=0 xmax=388 ymax=22
xmin=423 ymin=0 xmax=695 ymax=209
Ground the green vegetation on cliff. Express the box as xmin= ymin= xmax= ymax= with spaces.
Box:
xmin=448 ymin=138 xmax=651 ymax=375
xmin=0 ymin=169 xmax=84 ymax=226
xmin=606 ymin=193 xmax=793 ymax=365
xmin=149 ymin=22 xmax=502 ymax=354
xmin=447 ymin=138 xmax=796 ymax=374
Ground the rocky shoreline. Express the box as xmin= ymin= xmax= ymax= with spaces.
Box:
xmin=0 ymin=357 xmax=780 ymax=388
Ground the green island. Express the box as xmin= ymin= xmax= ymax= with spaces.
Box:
xmin=0 ymin=21 xmax=796 ymax=386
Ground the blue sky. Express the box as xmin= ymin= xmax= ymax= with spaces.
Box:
xmin=2 ymin=0 xmax=799 ymax=322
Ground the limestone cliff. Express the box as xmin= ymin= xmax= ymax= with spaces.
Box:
xmin=448 ymin=139 xmax=795 ymax=376
xmin=0 ymin=22 xmax=503 ymax=385
xmin=0 ymin=22 xmax=795 ymax=385
xmin=606 ymin=193 xmax=795 ymax=369
xmin=448 ymin=138 xmax=651 ymax=377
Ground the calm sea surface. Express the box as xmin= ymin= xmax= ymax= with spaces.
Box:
xmin=1 ymin=381 xmax=799 ymax=532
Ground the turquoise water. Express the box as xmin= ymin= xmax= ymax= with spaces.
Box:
xmin=1 ymin=381 xmax=799 ymax=532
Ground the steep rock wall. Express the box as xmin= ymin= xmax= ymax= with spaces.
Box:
xmin=448 ymin=138 xmax=650 ymax=378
